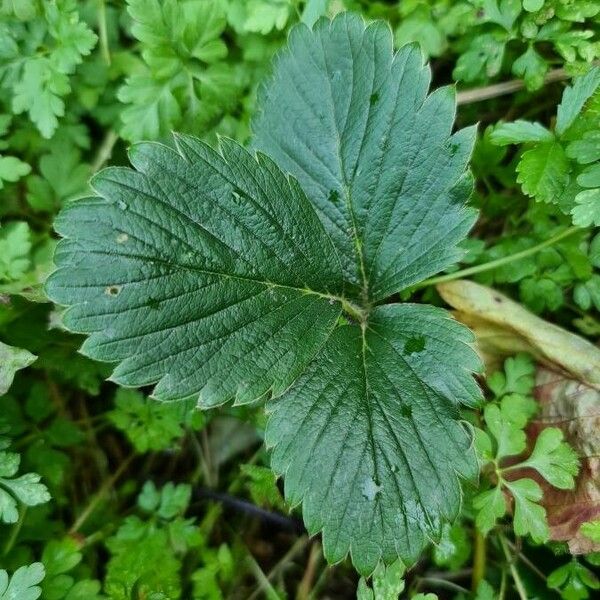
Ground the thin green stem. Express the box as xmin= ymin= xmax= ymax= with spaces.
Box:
xmin=472 ymin=528 xmax=486 ymax=591
xmin=69 ymin=454 xmax=133 ymax=534
xmin=419 ymin=577 xmax=470 ymax=594
xmin=506 ymin=539 xmax=547 ymax=581
xmin=419 ymin=226 xmax=580 ymax=288
xmin=247 ymin=551 xmax=283 ymax=600
xmin=499 ymin=534 xmax=529 ymax=600
xmin=97 ymin=0 xmax=111 ymax=65
xmin=3 ymin=506 xmax=27 ymax=556
xmin=499 ymin=568 xmax=507 ymax=600
xmin=91 ymin=129 xmax=118 ymax=173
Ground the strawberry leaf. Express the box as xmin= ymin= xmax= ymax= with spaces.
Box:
xmin=47 ymin=13 xmax=481 ymax=574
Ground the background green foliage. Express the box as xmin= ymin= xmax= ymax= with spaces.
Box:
xmin=1 ymin=0 xmax=600 ymax=598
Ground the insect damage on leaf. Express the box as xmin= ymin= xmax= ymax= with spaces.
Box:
xmin=47 ymin=12 xmax=482 ymax=574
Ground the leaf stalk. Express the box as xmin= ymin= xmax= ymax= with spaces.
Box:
xmin=418 ymin=226 xmax=580 ymax=288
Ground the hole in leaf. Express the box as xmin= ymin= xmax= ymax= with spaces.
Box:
xmin=400 ymin=404 xmax=412 ymax=418
xmin=147 ymin=297 xmax=160 ymax=310
xmin=105 ymin=285 xmax=121 ymax=297
xmin=404 ymin=336 xmax=425 ymax=354
xmin=361 ymin=477 xmax=382 ymax=501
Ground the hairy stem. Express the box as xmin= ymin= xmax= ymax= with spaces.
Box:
xmin=419 ymin=226 xmax=580 ymax=288
xmin=341 ymin=298 xmax=368 ymax=323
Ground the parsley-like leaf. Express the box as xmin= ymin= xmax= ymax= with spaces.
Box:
xmin=0 ymin=341 xmax=36 ymax=396
xmin=516 ymin=427 xmax=579 ymax=489
xmin=504 ymin=478 xmax=549 ymax=543
xmin=0 ymin=563 xmax=45 ymax=600
xmin=0 ymin=450 xmax=51 ymax=523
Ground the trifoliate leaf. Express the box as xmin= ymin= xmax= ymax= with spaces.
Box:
xmin=504 ymin=478 xmax=549 ymax=542
xmin=517 ymin=427 xmax=579 ymax=489
xmin=47 ymin=14 xmax=482 ymax=573
xmin=517 ymin=142 xmax=570 ymax=203
xmin=0 ymin=563 xmax=45 ymax=600
xmin=0 ymin=341 xmax=36 ymax=396
xmin=556 ymin=66 xmax=600 ymax=136
xmin=490 ymin=120 xmax=554 ymax=145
